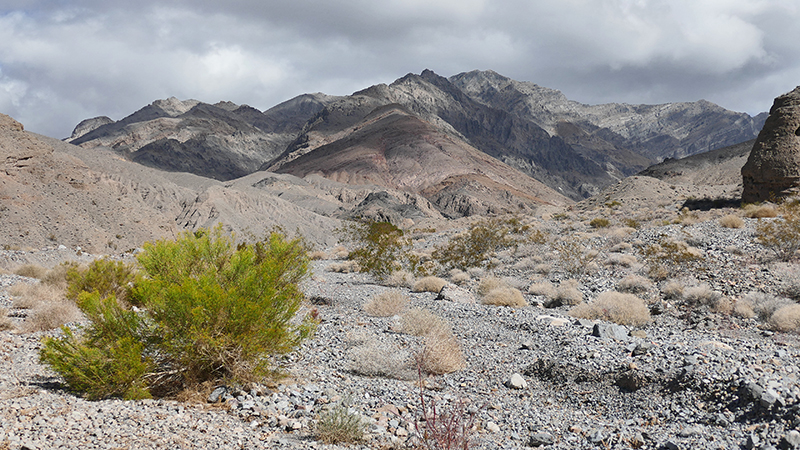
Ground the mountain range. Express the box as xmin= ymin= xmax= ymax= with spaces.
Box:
xmin=68 ymin=70 xmax=766 ymax=204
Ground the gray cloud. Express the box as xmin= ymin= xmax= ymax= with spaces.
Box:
xmin=1 ymin=0 xmax=798 ymax=138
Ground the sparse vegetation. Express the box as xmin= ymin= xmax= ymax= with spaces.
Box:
xmin=768 ymin=304 xmax=800 ymax=333
xmin=432 ymin=216 xmax=529 ymax=271
xmin=550 ymin=279 xmax=583 ymax=307
xmin=413 ymin=276 xmax=448 ymax=294
xmin=337 ymin=220 xmax=410 ymax=281
xmin=756 ymin=202 xmax=800 ymax=261
xmin=718 ymin=214 xmax=744 ymax=228
xmin=589 ymin=217 xmax=610 ymax=228
xmin=743 ymin=204 xmax=778 ymax=218
xmin=617 ymin=274 xmax=652 ymax=295
xmin=569 ymin=291 xmax=651 ymax=326
xmin=639 ymin=239 xmax=704 ymax=280
xmin=362 ymin=290 xmax=409 ymax=317
xmin=481 ymin=287 xmax=527 ymax=307
xmin=314 ymin=399 xmax=366 ymax=445
xmin=40 ymin=226 xmax=316 ymax=400
xmin=418 ymin=331 xmax=466 ymax=375
xmin=13 ymin=264 xmax=48 ymax=279
xmin=554 ymin=238 xmax=597 ymax=276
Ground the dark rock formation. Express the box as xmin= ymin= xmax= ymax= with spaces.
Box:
xmin=742 ymin=87 xmax=800 ymax=203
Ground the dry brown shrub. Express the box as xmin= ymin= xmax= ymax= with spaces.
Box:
xmin=477 ymin=276 xmax=507 ymax=297
xmin=0 ymin=308 xmax=13 ymax=331
xmin=13 ymin=264 xmax=47 ymax=279
xmin=733 ymin=298 xmax=756 ymax=319
xmin=569 ymin=291 xmax=651 ymax=326
xmin=448 ymin=269 xmax=470 ymax=286
xmin=412 ymin=276 xmax=448 ymax=293
xmin=719 ymin=214 xmax=744 ymax=229
xmin=23 ymin=300 xmax=82 ymax=332
xmin=363 ymin=290 xmax=409 ymax=317
xmin=553 ymin=279 xmax=583 ymax=306
xmin=743 ymin=204 xmax=778 ymax=218
xmin=10 ymin=282 xmax=62 ymax=310
xmin=331 ymin=245 xmax=349 ymax=259
xmin=606 ymin=254 xmax=638 ymax=267
xmin=326 ymin=261 xmax=359 ymax=273
xmin=661 ymin=280 xmax=684 ymax=300
xmin=528 ymin=281 xmax=556 ymax=298
xmin=610 ymin=242 xmax=633 ymax=253
xmin=683 ymin=284 xmax=722 ymax=306
xmin=533 ymin=263 xmax=551 ymax=274
xmin=467 ymin=267 xmax=485 ymax=278
xmin=41 ymin=263 xmax=79 ymax=289
xmin=617 ymin=274 xmax=652 ymax=294
xmin=398 ymin=308 xmax=448 ymax=337
xmin=349 ymin=341 xmax=413 ymax=379
xmin=746 ymin=292 xmax=794 ymax=322
xmin=768 ymin=304 xmax=800 ymax=333
xmin=482 ymin=287 xmax=528 ymax=307
xmin=384 ymin=270 xmax=415 ymax=288
xmin=418 ymin=332 xmax=466 ymax=375
xmin=308 ymin=250 xmax=328 ymax=260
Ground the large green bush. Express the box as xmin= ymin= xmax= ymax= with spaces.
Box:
xmin=40 ymin=227 xmax=316 ymax=400
xmin=337 ymin=220 xmax=410 ymax=280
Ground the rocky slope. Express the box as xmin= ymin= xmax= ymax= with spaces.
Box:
xmin=69 ymin=70 xmax=765 ymax=202
xmin=270 ymin=104 xmax=570 ymax=216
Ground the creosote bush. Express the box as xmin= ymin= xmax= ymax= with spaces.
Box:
xmin=589 ymin=217 xmax=610 ymax=228
xmin=40 ymin=226 xmax=316 ymax=400
xmin=432 ymin=216 xmax=529 ymax=271
xmin=639 ymin=239 xmax=704 ymax=280
xmin=756 ymin=202 xmax=800 ymax=261
xmin=337 ymin=220 xmax=409 ymax=281
xmin=65 ymin=258 xmax=139 ymax=306
xmin=569 ymin=291 xmax=651 ymax=326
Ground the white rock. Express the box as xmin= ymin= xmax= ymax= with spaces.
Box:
xmin=505 ymin=373 xmax=527 ymax=389
xmin=486 ymin=421 xmax=501 ymax=433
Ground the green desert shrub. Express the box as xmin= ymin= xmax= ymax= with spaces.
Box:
xmin=315 ymin=399 xmax=366 ymax=445
xmin=589 ymin=217 xmax=610 ymax=228
xmin=432 ymin=217 xmax=527 ymax=271
xmin=756 ymin=202 xmax=800 ymax=261
xmin=337 ymin=220 xmax=409 ymax=281
xmin=65 ymin=258 xmax=139 ymax=306
xmin=639 ymin=239 xmax=704 ymax=280
xmin=569 ymin=291 xmax=651 ymax=326
xmin=40 ymin=226 xmax=315 ymax=400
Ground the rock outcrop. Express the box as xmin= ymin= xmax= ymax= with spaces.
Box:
xmin=742 ymin=86 xmax=800 ymax=203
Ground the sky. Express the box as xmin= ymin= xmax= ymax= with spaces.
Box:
xmin=1 ymin=0 xmax=799 ymax=139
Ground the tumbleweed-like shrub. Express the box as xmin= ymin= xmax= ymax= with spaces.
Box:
xmin=482 ymin=287 xmax=528 ymax=308
xmin=412 ymin=276 xmax=448 ymax=294
xmin=769 ymin=304 xmax=800 ymax=333
xmin=363 ymin=290 xmax=409 ymax=317
xmin=40 ymin=226 xmax=316 ymax=400
xmin=569 ymin=291 xmax=651 ymax=327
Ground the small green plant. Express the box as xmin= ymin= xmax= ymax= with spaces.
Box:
xmin=589 ymin=217 xmax=610 ymax=228
xmin=638 ymin=238 xmax=704 ymax=280
xmin=315 ymin=398 xmax=366 ymax=445
xmin=40 ymin=226 xmax=316 ymax=400
xmin=337 ymin=220 xmax=410 ymax=280
xmin=756 ymin=202 xmax=800 ymax=261
xmin=432 ymin=217 xmax=529 ymax=271
xmin=623 ymin=218 xmax=641 ymax=229
xmin=554 ymin=238 xmax=596 ymax=276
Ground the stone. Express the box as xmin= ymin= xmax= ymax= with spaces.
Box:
xmin=486 ymin=421 xmax=501 ymax=433
xmin=663 ymin=440 xmax=680 ymax=450
xmin=632 ymin=342 xmax=653 ymax=356
xmin=761 ymin=388 xmax=783 ymax=408
xmin=208 ymin=386 xmax=228 ymax=403
xmin=528 ymin=432 xmax=555 ymax=447
xmin=745 ymin=434 xmax=761 ymax=450
xmin=742 ymin=86 xmax=800 ymax=203
xmin=536 ymin=315 xmax=569 ymax=327
xmin=592 ymin=323 xmax=629 ymax=341
xmin=506 ymin=373 xmax=528 ymax=389
xmin=780 ymin=430 xmax=800 ymax=449
xmin=436 ymin=284 xmax=476 ymax=304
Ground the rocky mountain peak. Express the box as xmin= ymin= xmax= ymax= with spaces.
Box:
xmin=151 ymin=97 xmax=201 ymax=116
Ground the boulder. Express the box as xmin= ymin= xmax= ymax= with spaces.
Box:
xmin=742 ymin=86 xmax=800 ymax=203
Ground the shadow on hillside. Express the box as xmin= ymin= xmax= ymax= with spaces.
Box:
xmin=681 ymin=197 xmax=742 ymax=211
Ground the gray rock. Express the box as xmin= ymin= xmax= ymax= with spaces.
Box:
xmin=745 ymin=434 xmax=761 ymax=450
xmin=780 ymin=430 xmax=800 ymax=449
xmin=663 ymin=440 xmax=680 ymax=450
xmin=528 ymin=432 xmax=554 ymax=447
xmin=208 ymin=386 xmax=228 ymax=403
xmin=632 ymin=342 xmax=653 ymax=356
xmin=506 ymin=373 xmax=527 ymax=390
xmin=592 ymin=322 xmax=629 ymax=340
xmin=436 ymin=284 xmax=476 ymax=304
xmin=761 ymin=388 xmax=783 ymax=408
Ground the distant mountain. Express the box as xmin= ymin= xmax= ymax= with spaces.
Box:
xmin=69 ymin=70 xmax=766 ymax=203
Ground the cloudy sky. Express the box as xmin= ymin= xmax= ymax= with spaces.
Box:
xmin=1 ymin=0 xmax=799 ymax=139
